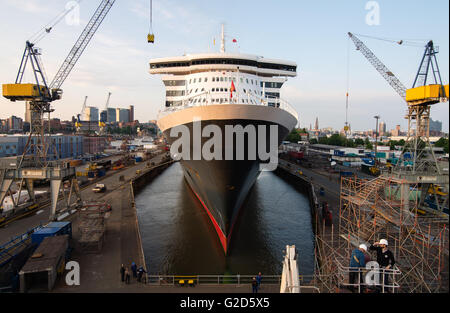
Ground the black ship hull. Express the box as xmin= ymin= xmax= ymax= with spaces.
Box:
xmin=159 ymin=105 xmax=297 ymax=253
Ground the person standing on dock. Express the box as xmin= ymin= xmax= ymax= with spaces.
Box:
xmin=369 ymin=239 xmax=395 ymax=291
xmin=120 ymin=264 xmax=125 ymax=282
xmin=137 ymin=266 xmax=147 ymax=283
xmin=251 ymin=277 xmax=258 ymax=293
xmin=348 ymin=244 xmax=367 ymax=292
xmin=125 ymin=268 xmax=131 ymax=284
xmin=256 ymin=272 xmax=262 ymax=290
xmin=131 ymin=262 xmax=137 ymax=279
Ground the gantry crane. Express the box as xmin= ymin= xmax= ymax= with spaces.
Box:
xmin=75 ymin=96 xmax=88 ymax=131
xmin=1 ymin=0 xmax=116 ymax=221
xmin=348 ymin=32 xmax=449 ymax=213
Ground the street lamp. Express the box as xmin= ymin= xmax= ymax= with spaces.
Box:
xmin=374 ymin=115 xmax=380 ymax=163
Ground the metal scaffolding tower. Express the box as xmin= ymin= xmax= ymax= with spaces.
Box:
xmin=314 ymin=176 xmax=448 ymax=293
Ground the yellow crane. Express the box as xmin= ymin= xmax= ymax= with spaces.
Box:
xmin=147 ymin=0 xmax=155 ymax=43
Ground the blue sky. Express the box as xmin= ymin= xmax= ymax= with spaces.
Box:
xmin=0 ymin=0 xmax=448 ymax=132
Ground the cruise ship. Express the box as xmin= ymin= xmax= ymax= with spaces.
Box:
xmin=151 ymin=28 xmax=298 ymax=254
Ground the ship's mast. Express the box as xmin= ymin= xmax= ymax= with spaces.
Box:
xmin=220 ymin=24 xmax=225 ymax=53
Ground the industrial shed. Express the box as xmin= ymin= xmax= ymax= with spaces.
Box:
xmin=19 ymin=235 xmax=68 ymax=293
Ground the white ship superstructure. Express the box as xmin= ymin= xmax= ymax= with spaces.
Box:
xmin=150 ymin=28 xmax=298 ymax=253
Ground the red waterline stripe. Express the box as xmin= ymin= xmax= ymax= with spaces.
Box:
xmin=192 ymin=190 xmax=228 ymax=254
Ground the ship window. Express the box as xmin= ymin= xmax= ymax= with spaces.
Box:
xmin=216 ymin=77 xmax=220 ymax=81
xmin=199 ymin=78 xmax=202 ymax=83
xmin=251 ymin=79 xmax=253 ymax=85
xmin=212 ymin=77 xmax=215 ymax=82
xmin=189 ymin=79 xmax=192 ymax=84
xmin=201 ymin=88 xmax=205 ymax=92
xmin=243 ymin=88 xmax=247 ymax=93
xmin=205 ymin=78 xmax=208 ymax=82
xmin=225 ymin=88 xmax=228 ymax=92
xmin=220 ymin=88 xmax=224 ymax=92
xmin=195 ymin=89 xmax=198 ymax=93
xmin=240 ymin=78 xmax=243 ymax=83
xmin=203 ymin=98 xmax=206 ymax=102
xmin=164 ymin=80 xmax=186 ymax=87
xmin=246 ymin=79 xmax=249 ymax=84
xmin=219 ymin=77 xmax=223 ymax=82
xmin=193 ymin=78 xmax=196 ymax=83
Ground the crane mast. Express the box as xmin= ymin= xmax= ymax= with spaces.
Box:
xmin=348 ymin=32 xmax=407 ymax=101
xmin=348 ymin=31 xmax=449 ymax=214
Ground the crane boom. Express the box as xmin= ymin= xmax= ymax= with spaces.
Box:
xmin=348 ymin=32 xmax=407 ymax=101
xmin=105 ymin=92 xmax=112 ymax=109
xmin=81 ymin=95 xmax=88 ymax=118
xmin=50 ymin=0 xmax=116 ymax=90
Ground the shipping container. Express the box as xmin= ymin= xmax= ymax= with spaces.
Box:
xmin=31 ymin=222 xmax=72 ymax=246
xmin=69 ymin=159 xmax=83 ymax=167
xmin=362 ymin=158 xmax=375 ymax=165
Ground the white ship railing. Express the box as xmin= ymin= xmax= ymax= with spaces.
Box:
xmin=157 ymin=90 xmax=298 ymax=122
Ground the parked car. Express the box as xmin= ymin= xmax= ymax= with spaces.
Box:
xmin=92 ymin=184 xmax=106 ymax=193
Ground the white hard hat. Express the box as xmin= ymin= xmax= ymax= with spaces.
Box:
xmin=379 ymin=239 xmax=388 ymax=246
xmin=359 ymin=244 xmax=367 ymax=252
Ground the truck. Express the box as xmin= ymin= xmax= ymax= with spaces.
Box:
xmin=361 ymin=163 xmax=380 ymax=176
xmin=92 ymin=183 xmax=106 ymax=193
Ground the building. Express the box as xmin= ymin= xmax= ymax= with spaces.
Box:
xmin=83 ymin=107 xmax=99 ymax=122
xmin=0 ymin=134 xmax=83 ymax=159
xmin=117 ymin=108 xmax=130 ymax=123
xmin=129 ymin=105 xmax=134 ymax=123
xmin=100 ymin=110 xmax=107 ymax=123
xmin=83 ymin=136 xmax=107 ymax=155
xmin=429 ymin=118 xmax=442 ymax=136
xmin=106 ymin=108 xmax=116 ymax=123
xmin=379 ymin=122 xmax=386 ymax=135
xmin=391 ymin=125 xmax=401 ymax=137
xmin=8 ymin=115 xmax=23 ymax=132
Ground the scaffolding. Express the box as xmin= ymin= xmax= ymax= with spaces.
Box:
xmin=77 ymin=202 xmax=108 ymax=253
xmin=314 ymin=175 xmax=448 ymax=293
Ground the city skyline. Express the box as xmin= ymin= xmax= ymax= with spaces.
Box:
xmin=0 ymin=0 xmax=448 ymax=131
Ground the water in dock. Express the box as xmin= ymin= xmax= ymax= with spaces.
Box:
xmin=135 ymin=162 xmax=314 ymax=276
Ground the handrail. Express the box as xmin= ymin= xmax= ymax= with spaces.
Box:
xmin=158 ymin=89 xmax=298 ymax=122
xmin=145 ymin=274 xmax=316 ymax=285
xmin=335 ymin=259 xmax=401 ymax=293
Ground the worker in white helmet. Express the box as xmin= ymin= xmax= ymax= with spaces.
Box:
xmin=348 ymin=243 xmax=368 ymax=293
xmin=370 ymin=239 xmax=395 ymax=292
